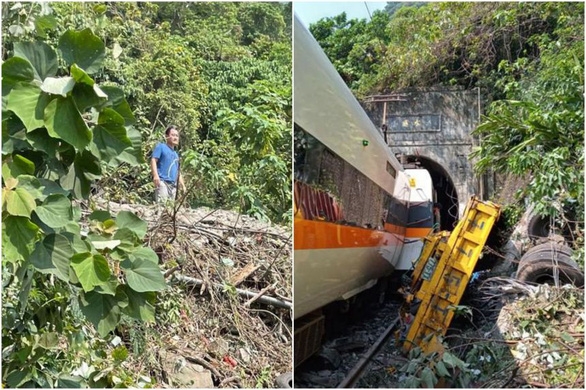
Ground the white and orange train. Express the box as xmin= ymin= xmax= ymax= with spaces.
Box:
xmin=293 ymin=16 xmax=438 ymax=365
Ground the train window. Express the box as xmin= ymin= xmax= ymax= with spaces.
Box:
xmin=386 ymin=162 xmax=397 ymax=178
xmin=319 ymin=149 xmax=344 ymax=199
xmin=294 ymin=124 xmax=399 ymax=231
xmin=294 ymin=125 xmax=324 ymax=184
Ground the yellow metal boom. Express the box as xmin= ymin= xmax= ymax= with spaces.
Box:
xmin=404 ymin=196 xmax=501 ymax=353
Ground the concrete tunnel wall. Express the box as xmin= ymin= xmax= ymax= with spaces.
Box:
xmin=361 ymin=88 xmax=488 ymax=218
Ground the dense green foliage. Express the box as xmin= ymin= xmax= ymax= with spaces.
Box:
xmin=310 ymin=2 xmax=584 ymax=241
xmin=3 ymin=1 xmax=292 ymax=223
xmin=2 ymin=22 xmax=165 ymax=387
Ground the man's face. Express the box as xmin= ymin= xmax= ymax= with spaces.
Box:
xmin=166 ymin=129 xmax=179 ymax=146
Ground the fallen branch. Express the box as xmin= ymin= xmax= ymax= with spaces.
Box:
xmin=173 ymin=274 xmax=292 ymax=310
xmin=230 ymin=262 xmax=261 ymax=287
xmin=245 ymin=282 xmax=277 ymax=307
xmin=197 ymin=221 xmax=289 ymax=240
xmin=219 ymin=376 xmax=241 ymax=387
xmin=260 ymin=233 xmax=292 ymax=281
xmin=164 ymin=266 xmax=181 ymax=278
xmin=184 ymin=355 xmax=222 ymax=381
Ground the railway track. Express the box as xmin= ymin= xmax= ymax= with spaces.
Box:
xmin=294 ymin=300 xmax=404 ymax=388
xmin=337 ymin=317 xmax=401 ymax=388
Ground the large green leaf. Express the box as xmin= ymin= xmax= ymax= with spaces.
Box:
xmin=121 ymin=258 xmax=167 ymax=292
xmin=2 ymin=57 xmax=35 ymax=87
xmin=72 ymin=83 xmax=107 ymax=112
xmin=14 ymin=41 xmax=58 ymax=81
xmin=421 ymin=367 xmax=437 ymax=388
xmin=44 ymin=96 xmax=92 ymax=150
xmin=6 ymin=82 xmax=52 ymax=132
xmin=34 ymin=194 xmax=72 ymax=228
xmin=89 ymin=210 xmax=112 ymax=222
xmin=58 ymin=29 xmax=105 ymax=74
xmin=60 ymin=150 xmax=101 ymax=199
xmin=34 ymin=15 xmax=58 ymax=39
xmin=91 ymin=240 xmax=121 ymax=251
xmin=37 ymin=332 xmax=59 ymax=349
xmin=5 ymin=370 xmax=31 ymax=388
xmin=92 ymin=108 xmax=132 ymax=162
xmin=61 ymin=232 xmax=91 ymax=254
xmin=130 ymin=247 xmax=159 ymax=264
xmin=18 ymin=266 xmax=34 ymax=316
xmin=434 ymin=361 xmax=450 ymax=377
xmin=120 ymin=286 xmax=155 ymax=322
xmin=15 ymin=175 xmax=43 ymax=200
xmin=3 ymin=154 xmax=35 ymax=179
xmin=30 ymin=233 xmax=73 ymax=282
xmin=38 ymin=178 xmax=70 ymax=200
xmin=100 ymin=86 xmax=135 ymax=125
xmin=71 ymin=252 xmax=111 ymax=292
xmin=93 ymin=277 xmax=118 ymax=296
xmin=116 ymin=211 xmax=147 ymax=239
xmin=2 ymin=216 xmax=39 ymax=262
xmin=80 ymin=290 xmax=126 ymax=337
xmin=70 ymin=64 xmax=94 ymax=86
xmin=2 ymin=116 xmax=31 ymax=154
xmin=40 ymin=76 xmax=76 ymax=97
xmin=26 ymin=128 xmax=60 ymax=158
xmin=112 ymin=228 xmax=140 ymax=252
xmin=114 ymin=126 xmax=144 ymax=165
xmin=5 ymin=188 xmax=36 ymax=217
xmin=56 ymin=376 xmax=83 ymax=389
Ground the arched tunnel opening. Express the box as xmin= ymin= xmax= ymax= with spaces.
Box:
xmin=403 ymin=155 xmax=459 ymax=231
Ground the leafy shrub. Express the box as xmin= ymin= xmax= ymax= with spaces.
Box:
xmin=2 ymin=27 xmax=165 ymax=386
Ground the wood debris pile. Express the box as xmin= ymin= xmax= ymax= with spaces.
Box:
xmin=95 ymin=200 xmax=292 ymax=388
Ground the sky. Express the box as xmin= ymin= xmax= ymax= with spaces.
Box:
xmin=294 ymin=2 xmax=388 ymax=28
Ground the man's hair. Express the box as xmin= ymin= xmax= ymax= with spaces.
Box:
xmin=165 ymin=125 xmax=178 ymax=136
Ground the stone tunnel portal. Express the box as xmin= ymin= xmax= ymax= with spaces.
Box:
xmin=405 ymin=155 xmax=459 ymax=231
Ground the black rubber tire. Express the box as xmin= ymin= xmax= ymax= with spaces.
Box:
xmin=275 ymin=372 xmax=293 ymax=388
xmin=516 ymin=243 xmax=584 ymax=287
xmin=526 ymin=213 xmax=551 ymax=239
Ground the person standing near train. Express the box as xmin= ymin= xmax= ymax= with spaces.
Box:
xmin=150 ymin=125 xmax=187 ymax=202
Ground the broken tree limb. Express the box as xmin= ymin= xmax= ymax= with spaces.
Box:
xmin=245 ymin=282 xmax=277 ymax=307
xmin=230 ymin=262 xmax=261 ymax=287
xmin=184 ymin=355 xmax=222 ymax=380
xmin=173 ymin=274 xmax=292 ymax=310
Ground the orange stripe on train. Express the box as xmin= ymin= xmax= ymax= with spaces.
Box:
xmin=405 ymin=227 xmax=433 ymax=238
xmin=295 ymin=218 xmax=405 ymax=250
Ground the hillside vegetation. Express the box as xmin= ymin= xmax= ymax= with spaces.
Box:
xmin=4 ymin=1 xmax=292 ymax=223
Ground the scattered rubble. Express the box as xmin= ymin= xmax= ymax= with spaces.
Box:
xmin=295 ymin=300 xmax=402 ymax=388
xmin=89 ymin=200 xmax=292 ymax=388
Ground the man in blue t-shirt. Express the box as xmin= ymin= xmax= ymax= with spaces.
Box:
xmin=150 ymin=125 xmax=186 ymax=202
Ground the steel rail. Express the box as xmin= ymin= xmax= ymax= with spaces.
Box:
xmin=337 ymin=317 xmax=401 ymax=388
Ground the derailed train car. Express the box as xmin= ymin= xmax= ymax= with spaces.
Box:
xmin=293 ymin=16 xmax=437 ymax=366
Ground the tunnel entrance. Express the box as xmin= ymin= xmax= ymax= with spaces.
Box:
xmin=403 ymin=155 xmax=459 ymax=230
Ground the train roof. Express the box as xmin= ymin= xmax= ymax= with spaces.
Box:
xmin=294 ymin=15 xmax=403 ymax=195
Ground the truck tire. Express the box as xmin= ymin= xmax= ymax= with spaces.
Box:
xmin=275 ymin=372 xmax=292 ymax=388
xmin=527 ymin=213 xmax=551 ymax=239
xmin=516 ymin=243 xmax=584 ymax=287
